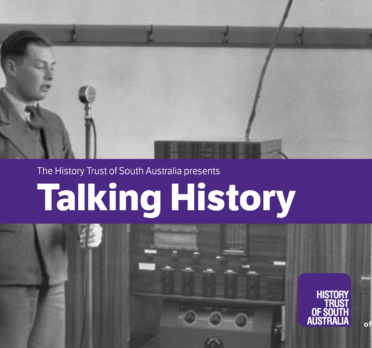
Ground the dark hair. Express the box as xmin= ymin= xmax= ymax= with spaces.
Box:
xmin=0 ymin=30 xmax=52 ymax=71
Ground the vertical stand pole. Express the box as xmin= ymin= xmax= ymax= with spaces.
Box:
xmin=85 ymin=103 xmax=93 ymax=348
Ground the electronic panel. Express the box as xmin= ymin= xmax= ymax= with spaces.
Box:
xmin=129 ymin=139 xmax=285 ymax=348
xmin=154 ymin=139 xmax=282 ymax=159
xmin=131 ymin=224 xmax=286 ymax=301
xmin=130 ymin=223 xmax=286 ymax=348
xmin=159 ymin=300 xmax=282 ymax=348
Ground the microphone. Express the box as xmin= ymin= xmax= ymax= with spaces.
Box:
xmin=78 ymin=86 xmax=96 ymax=119
xmin=79 ymin=86 xmax=96 ymax=104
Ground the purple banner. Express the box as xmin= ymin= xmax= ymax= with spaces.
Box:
xmin=0 ymin=159 xmax=371 ymax=223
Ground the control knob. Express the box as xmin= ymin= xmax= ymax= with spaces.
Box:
xmin=234 ymin=313 xmax=248 ymax=328
xmin=204 ymin=337 xmax=224 ymax=348
xmin=183 ymin=310 xmax=197 ymax=325
xmin=192 ymin=253 xmax=200 ymax=264
xmin=209 ymin=312 xmax=222 ymax=327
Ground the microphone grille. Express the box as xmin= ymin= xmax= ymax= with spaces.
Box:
xmin=78 ymin=86 xmax=96 ymax=104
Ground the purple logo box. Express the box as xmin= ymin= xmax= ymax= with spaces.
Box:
xmin=298 ymin=273 xmax=351 ymax=327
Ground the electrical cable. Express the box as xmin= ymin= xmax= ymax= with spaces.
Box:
xmin=244 ymin=0 xmax=294 ymax=141
xmin=278 ymin=151 xmax=288 ymax=159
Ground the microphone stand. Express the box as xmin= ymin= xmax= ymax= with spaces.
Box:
xmin=84 ymin=102 xmax=93 ymax=348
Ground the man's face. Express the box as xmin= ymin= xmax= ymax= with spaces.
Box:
xmin=12 ymin=43 xmax=56 ymax=103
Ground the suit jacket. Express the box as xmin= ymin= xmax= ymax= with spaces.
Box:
xmin=0 ymin=89 xmax=75 ymax=285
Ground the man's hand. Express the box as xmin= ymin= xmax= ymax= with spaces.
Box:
xmin=78 ymin=224 xmax=103 ymax=248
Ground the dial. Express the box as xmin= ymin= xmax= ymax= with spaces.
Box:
xmin=209 ymin=312 xmax=222 ymax=327
xmin=221 ymin=224 xmax=248 ymax=256
xmin=204 ymin=337 xmax=224 ymax=348
xmin=183 ymin=310 xmax=197 ymax=325
xmin=234 ymin=313 xmax=248 ymax=329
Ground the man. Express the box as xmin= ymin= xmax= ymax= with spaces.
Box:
xmin=0 ymin=30 xmax=103 ymax=347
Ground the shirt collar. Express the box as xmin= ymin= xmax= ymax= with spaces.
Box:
xmin=2 ymin=88 xmax=37 ymax=122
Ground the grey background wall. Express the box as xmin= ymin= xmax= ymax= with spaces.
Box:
xmin=0 ymin=0 xmax=371 ymax=159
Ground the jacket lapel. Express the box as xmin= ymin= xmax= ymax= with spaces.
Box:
xmin=0 ymin=90 xmax=45 ymax=159
xmin=37 ymin=105 xmax=58 ymax=159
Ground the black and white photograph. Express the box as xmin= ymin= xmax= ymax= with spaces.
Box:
xmin=0 ymin=0 xmax=371 ymax=347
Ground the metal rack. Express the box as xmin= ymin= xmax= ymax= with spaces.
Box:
xmin=1 ymin=24 xmax=372 ymax=48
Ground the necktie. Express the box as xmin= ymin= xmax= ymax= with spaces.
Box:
xmin=25 ymin=105 xmax=44 ymax=129
xmin=25 ymin=105 xmax=47 ymax=157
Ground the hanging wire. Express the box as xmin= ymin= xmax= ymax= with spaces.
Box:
xmin=245 ymin=0 xmax=294 ymax=141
